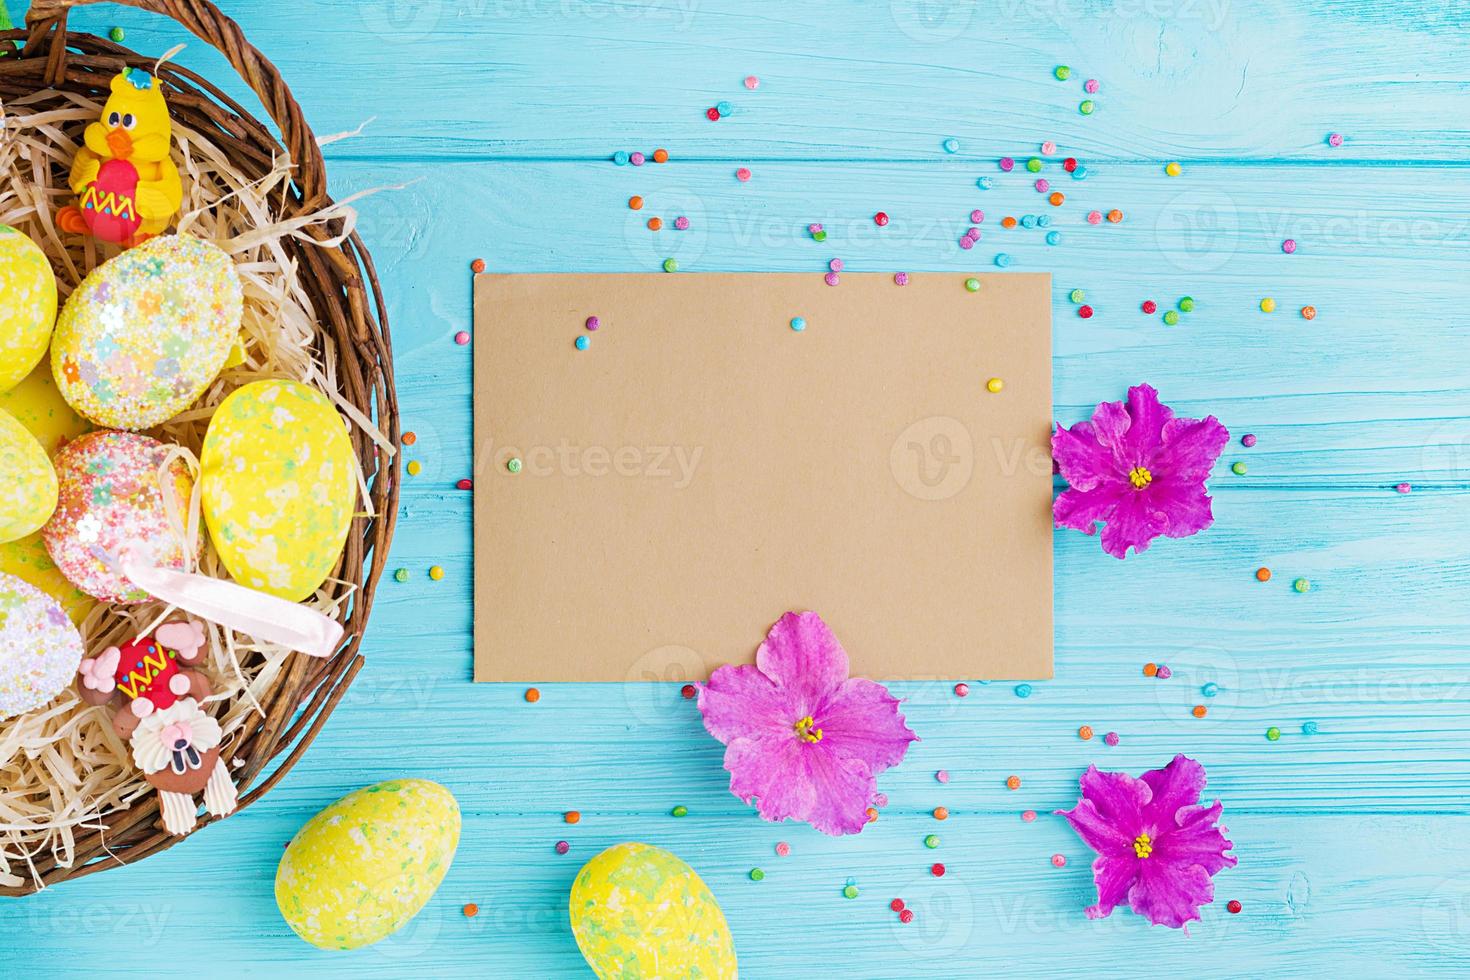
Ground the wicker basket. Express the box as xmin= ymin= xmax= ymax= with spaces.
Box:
xmin=0 ymin=0 xmax=398 ymax=894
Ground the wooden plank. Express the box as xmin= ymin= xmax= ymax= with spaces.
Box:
xmin=51 ymin=0 xmax=1470 ymax=161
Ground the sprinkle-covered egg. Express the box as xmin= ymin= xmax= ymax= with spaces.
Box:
xmin=0 ymin=408 xmax=58 ymax=545
xmin=275 ymin=779 xmax=460 ymax=951
xmin=0 ymin=226 xmax=58 ymax=394
xmin=0 ymin=365 xmax=93 ymax=620
xmin=0 ymin=570 xmax=84 ymax=720
xmin=42 ymin=430 xmax=198 ymax=603
xmin=201 ymin=380 xmax=356 ymax=602
xmin=570 ymin=842 xmax=737 ymax=979
xmin=50 ymin=234 xmax=242 ymax=429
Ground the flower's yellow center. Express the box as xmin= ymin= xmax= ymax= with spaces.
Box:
xmin=1128 ymin=466 xmax=1153 ymax=490
xmin=794 ymin=715 xmax=824 ymax=743
xmin=1133 ymin=833 xmax=1153 ymax=859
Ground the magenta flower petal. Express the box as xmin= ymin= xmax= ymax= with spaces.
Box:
xmin=754 ymin=610 xmax=849 ymax=714
xmin=722 ymin=735 xmax=874 ymax=836
xmin=1097 ymin=492 xmax=1169 ymax=559
xmin=1052 ymin=385 xmax=1228 ymax=559
xmin=1052 ymin=420 xmax=1115 ymax=492
xmin=1058 ymin=757 xmax=1236 ymax=929
xmin=812 ymin=677 xmax=918 ymax=775
xmin=1154 ymin=415 xmax=1231 ymax=484
xmin=1086 ymin=853 xmax=1141 ymax=920
xmin=697 ymin=611 xmax=916 ymax=837
xmin=1129 ymin=857 xmax=1217 ymax=930
xmin=1139 ymin=754 xmax=1208 ymax=826
xmin=697 ymin=663 xmax=799 ymax=744
xmin=1119 ymin=384 xmax=1175 ymax=461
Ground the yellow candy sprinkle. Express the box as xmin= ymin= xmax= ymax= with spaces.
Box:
xmin=406 ymin=460 xmax=422 ymax=476
xmin=1164 ymin=162 xmax=1181 ymax=177
xmin=1259 ymin=298 xmax=1276 ymax=313
xmin=986 ymin=378 xmax=1004 ymax=393
xmin=429 ymin=565 xmax=445 ymax=581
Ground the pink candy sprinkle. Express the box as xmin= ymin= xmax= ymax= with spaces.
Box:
xmin=893 ymin=272 xmax=909 ymax=286
xmin=829 ymin=258 xmax=843 ymax=272
xmin=454 ymin=331 xmax=470 ymax=345
xmin=456 ymin=478 xmax=473 ymax=491
xmin=954 ymin=682 xmax=969 ymax=697
xmin=736 ymin=167 xmax=752 ymax=182
xmin=630 ymin=151 xmax=645 ymax=166
xmin=1396 ymin=482 xmax=1412 ymax=494
xmin=970 ymin=209 xmax=985 ymax=223
xmin=965 ymin=227 xmax=980 ymax=240
xmin=585 ymin=316 xmax=600 ymax=331
xmin=1156 ymin=665 xmax=1172 ymax=679
xmin=959 ymin=236 xmax=975 ymax=249
xmin=555 ymin=840 xmax=570 ymax=854
xmin=1041 ymin=140 xmax=1056 ymax=154
xmin=1084 ymin=78 xmax=1099 ymax=93
xmin=824 ymin=271 xmax=840 ymax=286
xmin=1104 ymin=731 xmax=1120 ymax=746
xmin=674 ymin=216 xmax=690 ymax=230
xmin=873 ymin=792 xmax=888 ymax=807
xmin=1021 ymin=810 xmax=1037 ymax=823
xmin=1328 ymin=132 xmax=1343 ymax=147
xmin=1051 ymin=854 xmax=1067 ymax=867
xmin=1035 ymin=179 xmax=1049 ymax=193
xmin=1087 ymin=210 xmax=1103 ymax=225
xmin=808 ymin=223 xmax=823 ymax=233
xmin=935 ymin=769 xmax=950 ymax=783
xmin=899 ymin=908 xmax=915 ymax=924
xmin=999 ymin=157 xmax=1015 ymax=172
xmin=775 ymin=841 xmax=790 ymax=856
xmin=1241 ymin=433 xmax=1258 ymax=447
xmin=744 ymin=75 xmax=760 ymax=90
xmin=1282 ymin=238 xmax=1297 ymax=253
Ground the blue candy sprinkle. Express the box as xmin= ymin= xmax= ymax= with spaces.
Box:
xmin=1072 ymin=165 xmax=1088 ymax=180
xmin=1036 ymin=214 xmax=1052 ymax=227
xmin=1202 ymin=682 xmax=1220 ymax=697
xmin=1020 ymin=214 xmax=1037 ymax=229
xmin=1045 ymin=231 xmax=1062 ymax=245
xmin=574 ymin=336 xmax=590 ymax=351
xmin=716 ymin=101 xmax=732 ymax=116
xmin=976 ymin=177 xmax=993 ymax=190
xmin=1013 ymin=683 xmax=1032 ymax=698
xmin=790 ymin=317 xmax=806 ymax=332
xmin=942 ymin=137 xmax=960 ymax=153
xmin=1301 ymin=721 xmax=1319 ymax=735
xmin=613 ymin=151 xmax=629 ymax=165
xmin=994 ymin=253 xmax=1011 ymax=268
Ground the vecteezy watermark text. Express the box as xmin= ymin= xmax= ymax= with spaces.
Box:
xmin=476 ymin=438 xmax=703 ymax=489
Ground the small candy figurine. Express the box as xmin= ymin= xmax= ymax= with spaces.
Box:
xmin=57 ymin=68 xmax=182 ymax=247
xmin=76 ymin=620 xmax=237 ymax=834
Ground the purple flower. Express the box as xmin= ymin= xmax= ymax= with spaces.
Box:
xmin=697 ymin=611 xmax=918 ymax=836
xmin=1056 ymin=755 xmax=1237 ymax=929
xmin=1053 ymin=383 xmax=1229 ymax=558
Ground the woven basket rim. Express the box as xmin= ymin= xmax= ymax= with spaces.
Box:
xmin=0 ymin=1 xmax=398 ymax=895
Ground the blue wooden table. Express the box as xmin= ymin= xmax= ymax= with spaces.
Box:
xmin=7 ymin=1 xmax=1470 ymax=976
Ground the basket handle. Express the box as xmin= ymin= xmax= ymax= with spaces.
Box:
xmin=23 ymin=0 xmax=328 ymax=209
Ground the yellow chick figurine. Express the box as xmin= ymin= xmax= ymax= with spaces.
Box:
xmin=57 ymin=68 xmax=181 ymax=246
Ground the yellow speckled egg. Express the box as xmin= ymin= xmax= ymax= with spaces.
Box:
xmin=201 ymin=380 xmax=356 ymax=601
xmin=0 ymin=365 xmax=93 ymax=620
xmin=0 ymin=408 xmax=57 ymax=545
xmin=275 ymin=779 xmax=460 ymax=951
xmin=0 ymin=226 xmax=58 ymax=394
xmin=51 ymin=234 xmax=242 ymax=429
xmin=570 ymin=842 xmax=737 ymax=979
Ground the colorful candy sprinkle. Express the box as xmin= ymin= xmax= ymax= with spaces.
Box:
xmin=455 ymin=331 xmax=470 ymax=345
xmin=429 ymin=565 xmax=445 ymax=581
xmin=933 ymin=806 xmax=949 ymax=821
xmin=1104 ymin=731 xmax=1119 ymax=746
xmin=1022 ymin=810 xmax=1037 ymax=822
xmin=899 ymin=908 xmax=915 ymax=924
xmin=1193 ymin=705 xmax=1207 ymax=718
xmin=1164 ymin=162 xmax=1182 ymax=177
xmin=1078 ymin=305 xmax=1094 ymax=319
xmin=1203 ymin=682 xmax=1221 ymax=697
xmin=674 ymin=216 xmax=690 ymax=230
xmin=1084 ymin=79 xmax=1099 ymax=93
xmin=1242 ymin=433 xmax=1257 ymax=447
xmin=790 ymin=317 xmax=807 ymax=332
xmin=744 ymin=75 xmax=760 ymax=90
xmin=965 ymin=277 xmax=981 ymax=292
xmin=894 ymin=272 xmax=909 ymax=286
xmin=1266 ymin=726 xmax=1282 ymax=741
xmin=874 ymin=212 xmax=890 ymax=226
xmin=954 ymin=682 xmax=969 ymax=697
xmin=1396 ymin=482 xmax=1412 ymax=494
xmin=1006 ymin=775 xmax=1021 ymax=790
xmin=999 ymin=157 xmax=1015 ymax=172
xmin=825 ymin=272 xmax=840 ymax=286
xmin=1079 ymin=100 xmax=1095 ymax=115
xmin=681 ymin=683 xmax=696 ymax=699
xmin=987 ymin=378 xmax=1004 ymax=393
xmin=406 ymin=460 xmax=422 ymax=476
xmin=394 ymin=568 xmax=409 ymax=583
xmin=456 ymin=478 xmax=473 ymax=490
xmin=1013 ymin=682 xmax=1031 ymax=697
xmin=931 ymin=863 xmax=946 ymax=877
xmin=1051 ymin=854 xmax=1067 ymax=867
xmin=1054 ymin=65 xmax=1071 ymax=80
xmin=1282 ymin=239 xmax=1297 ymax=253
xmin=1301 ymin=305 xmax=1317 ymax=320
xmin=524 ymin=687 xmax=540 ymax=702
xmin=663 ymin=258 xmax=678 ymax=273
xmin=924 ymin=834 xmax=940 ymax=849
xmin=936 ymin=770 xmax=950 ymax=783
xmin=1256 ymin=567 xmax=1271 ymax=581
xmin=1227 ymin=899 xmax=1243 ymax=914
xmin=628 ymin=195 xmax=644 ymax=211
xmin=630 ymin=152 xmax=645 ymax=166
xmin=943 ymin=138 xmax=960 ymax=153
xmin=1294 ymin=578 xmax=1311 ymax=593
xmin=1078 ymin=725 xmax=1094 ymax=740
xmin=652 ymin=148 xmax=669 ymax=164
xmin=463 ymin=903 xmax=478 ymax=917
xmin=1260 ymin=297 xmax=1276 ymax=313
xmin=1326 ymin=133 xmax=1342 ymax=147
xmin=1141 ymin=299 xmax=1157 ymax=314
xmin=1143 ymin=663 xmax=1158 ymax=677
xmin=470 ymin=258 xmax=486 ymax=273
xmin=843 ymin=884 xmax=860 ymax=899
xmin=575 ymin=336 xmax=591 ymax=351
xmin=736 ymin=167 xmax=751 ymax=182
xmin=776 ymin=841 xmax=790 ymax=856
xmin=671 ymin=805 xmax=688 ymax=817
xmin=555 ymin=840 xmax=570 ymax=854
xmin=1232 ymin=461 xmax=1248 ymax=475
xmin=750 ymin=868 xmax=765 ymax=881
xmin=507 ymin=457 xmax=523 ymax=473
xmin=890 ymin=898 xmax=905 ymax=912
xmin=1162 ymin=310 xmax=1180 ymax=326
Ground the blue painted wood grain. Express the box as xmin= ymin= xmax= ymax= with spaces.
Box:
xmin=5 ymin=1 xmax=1470 ymax=976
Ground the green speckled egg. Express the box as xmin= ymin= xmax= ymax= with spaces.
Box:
xmin=570 ymin=842 xmax=737 ymax=979
xmin=275 ymin=779 xmax=459 ymax=951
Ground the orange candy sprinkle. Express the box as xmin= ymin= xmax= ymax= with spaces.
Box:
xmin=1048 ymin=192 xmax=1065 ymax=206
xmin=564 ymin=810 xmax=581 ymax=824
xmin=402 ymin=431 xmax=417 ymax=446
xmin=1256 ymin=567 xmax=1272 ymax=582
xmin=1143 ymin=662 xmax=1159 ymax=677
xmin=1192 ymin=705 xmax=1208 ymax=718
xmin=524 ymin=687 xmax=541 ymax=703
xmin=1078 ymin=725 xmax=1094 ymax=740
xmin=1106 ymin=209 xmax=1123 ymax=223
xmin=652 ymin=148 xmax=669 ymax=163
xmin=1006 ymin=775 xmax=1021 ymax=790
xmin=463 ymin=903 xmax=479 ymax=917
xmin=629 ymin=196 xmax=644 ymax=210
xmin=647 ymin=217 xmax=663 ymax=231
xmin=866 ymin=806 xmax=879 ymax=823
xmin=1001 ymin=216 xmax=1018 ymax=229
xmin=1301 ymin=305 xmax=1317 ymax=320
xmin=470 ymin=258 xmax=486 ymax=274
xmin=933 ymin=806 xmax=949 ymax=820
